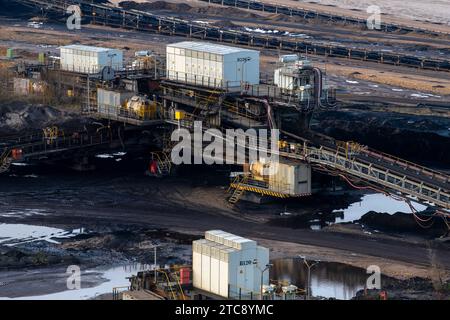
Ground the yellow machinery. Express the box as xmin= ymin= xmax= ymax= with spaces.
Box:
xmin=124 ymin=95 xmax=159 ymax=120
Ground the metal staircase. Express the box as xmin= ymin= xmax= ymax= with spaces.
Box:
xmin=228 ymin=175 xmax=249 ymax=204
xmin=0 ymin=149 xmax=12 ymax=174
xmin=150 ymin=152 xmax=172 ymax=177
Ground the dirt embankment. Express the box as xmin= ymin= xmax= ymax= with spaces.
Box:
xmin=0 ymin=228 xmax=196 ymax=271
xmin=0 ymin=247 xmax=79 ymax=270
xmin=354 ymin=277 xmax=450 ymax=300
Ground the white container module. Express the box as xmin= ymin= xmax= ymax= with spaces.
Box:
xmin=60 ymin=45 xmax=123 ymax=74
xmin=166 ymin=41 xmax=260 ymax=89
xmin=193 ymin=230 xmax=269 ymax=299
xmin=274 ymin=57 xmax=313 ymax=98
xmin=250 ymin=159 xmax=312 ymax=196
xmin=97 ymin=88 xmax=134 ymax=116
xmin=268 ymin=159 xmax=312 ymax=196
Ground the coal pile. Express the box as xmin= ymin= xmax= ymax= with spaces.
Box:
xmin=119 ymin=1 xmax=193 ymax=12
xmin=312 ymin=110 xmax=450 ymax=166
xmin=119 ymin=1 xmax=262 ymax=19
xmin=0 ymin=103 xmax=75 ymax=135
xmin=0 ymin=0 xmax=37 ymax=18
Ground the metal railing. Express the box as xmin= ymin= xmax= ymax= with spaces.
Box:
xmin=168 ymin=115 xmax=450 ymax=210
xmin=9 ymin=132 xmax=112 ymax=161
xmin=166 ymin=70 xmax=243 ymax=91
xmin=278 ymin=144 xmax=450 ymax=211
xmin=96 ymin=104 xmax=162 ymax=122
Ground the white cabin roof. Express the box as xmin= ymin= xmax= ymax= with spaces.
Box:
xmin=167 ymin=41 xmax=258 ymax=56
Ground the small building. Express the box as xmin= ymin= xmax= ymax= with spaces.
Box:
xmin=193 ymin=230 xmax=269 ymax=299
xmin=250 ymin=159 xmax=312 ymax=196
xmin=274 ymin=55 xmax=314 ymax=101
xmin=97 ymin=88 xmax=134 ymax=116
xmin=166 ymin=41 xmax=260 ymax=89
xmin=60 ymin=45 xmax=123 ymax=74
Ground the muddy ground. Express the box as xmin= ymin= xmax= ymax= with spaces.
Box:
xmin=0 ymin=1 xmax=450 ymax=300
xmin=0 ymin=155 xmax=449 ymax=299
xmin=0 ymin=227 xmax=194 ymax=298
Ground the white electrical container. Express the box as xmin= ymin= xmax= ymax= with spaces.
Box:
xmin=193 ymin=230 xmax=269 ymax=299
xmin=97 ymin=88 xmax=134 ymax=116
xmin=274 ymin=68 xmax=296 ymax=90
xmin=60 ymin=45 xmax=123 ymax=74
xmin=274 ymin=57 xmax=313 ymax=96
xmin=268 ymin=159 xmax=312 ymax=196
xmin=250 ymin=159 xmax=312 ymax=196
xmin=166 ymin=41 xmax=260 ymax=89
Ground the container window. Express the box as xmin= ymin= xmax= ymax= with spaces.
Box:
xmin=192 ymin=51 xmax=198 ymax=59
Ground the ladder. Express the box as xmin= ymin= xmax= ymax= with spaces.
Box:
xmin=228 ymin=175 xmax=249 ymax=204
xmin=190 ymin=90 xmax=225 ymax=125
xmin=0 ymin=149 xmax=12 ymax=174
xmin=150 ymin=152 xmax=172 ymax=177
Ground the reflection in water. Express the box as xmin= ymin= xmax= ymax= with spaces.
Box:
xmin=271 ymin=259 xmax=370 ymax=300
xmin=333 ymin=193 xmax=426 ymax=223
xmin=0 ymin=263 xmax=151 ymax=300
xmin=310 ymin=193 xmax=427 ymax=229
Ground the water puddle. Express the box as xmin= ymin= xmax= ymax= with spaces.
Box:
xmin=0 ymin=263 xmax=153 ymax=300
xmin=0 ymin=223 xmax=82 ymax=246
xmin=271 ymin=259 xmax=390 ymax=300
xmin=310 ymin=193 xmax=427 ymax=229
xmin=0 ymin=208 xmax=49 ymax=218
xmin=332 ymin=193 xmax=426 ymax=223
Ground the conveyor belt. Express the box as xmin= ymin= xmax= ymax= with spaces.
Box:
xmin=11 ymin=0 xmax=450 ymax=72
xmin=7 ymin=0 xmax=450 ymax=213
xmin=199 ymin=0 xmax=450 ymax=36
xmin=279 ymin=131 xmax=450 ymax=212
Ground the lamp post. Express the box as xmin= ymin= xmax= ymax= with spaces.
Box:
xmin=299 ymin=255 xmax=319 ymax=300
xmin=259 ymin=263 xmax=273 ymax=300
